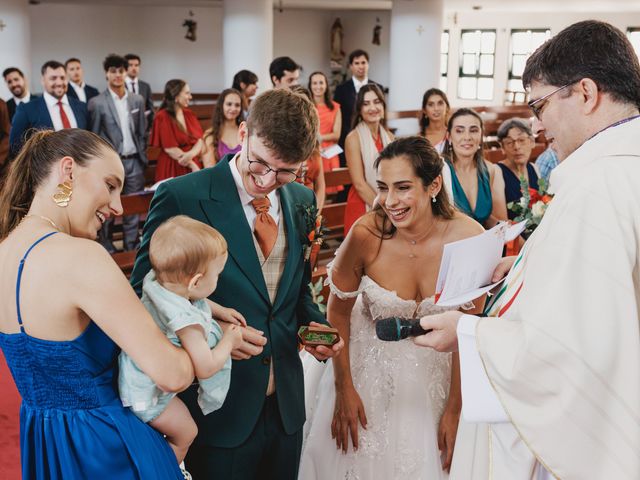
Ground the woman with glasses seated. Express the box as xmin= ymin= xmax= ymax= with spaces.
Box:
xmin=343 ymin=84 xmax=393 ymax=236
xmin=496 ymin=118 xmax=540 ymax=220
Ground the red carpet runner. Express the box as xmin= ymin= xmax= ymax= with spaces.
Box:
xmin=0 ymin=350 xmax=21 ymax=479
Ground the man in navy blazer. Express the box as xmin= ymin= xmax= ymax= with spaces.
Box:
xmin=333 ymin=49 xmax=385 ymax=166
xmin=9 ymin=60 xmax=88 ymax=157
xmin=2 ymin=67 xmax=37 ymax=121
xmin=65 ymin=58 xmax=100 ymax=103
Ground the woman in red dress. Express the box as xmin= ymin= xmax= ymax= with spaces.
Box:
xmin=291 ymin=85 xmax=326 ymax=211
xmin=343 ymin=84 xmax=393 ymax=236
xmin=308 ymin=71 xmax=342 ymax=194
xmin=151 ymin=79 xmax=205 ymax=182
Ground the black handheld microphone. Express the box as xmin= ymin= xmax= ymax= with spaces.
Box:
xmin=375 ymin=317 xmax=432 ymax=342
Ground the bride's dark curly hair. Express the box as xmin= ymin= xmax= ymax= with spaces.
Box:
xmin=371 ymin=136 xmax=455 ymax=238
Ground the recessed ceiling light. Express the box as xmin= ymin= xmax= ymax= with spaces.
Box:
xmin=472 ymin=5 xmax=482 ymax=10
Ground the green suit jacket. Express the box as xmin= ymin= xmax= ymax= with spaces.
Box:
xmin=129 ymin=156 xmax=326 ymax=448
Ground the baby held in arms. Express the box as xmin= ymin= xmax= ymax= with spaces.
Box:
xmin=118 ymin=215 xmax=243 ymax=463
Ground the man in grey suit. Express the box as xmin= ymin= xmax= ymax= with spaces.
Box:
xmin=89 ymin=54 xmax=148 ymax=252
xmin=124 ymin=53 xmax=154 ymax=133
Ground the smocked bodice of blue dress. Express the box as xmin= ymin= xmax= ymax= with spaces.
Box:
xmin=0 ymin=321 xmax=121 ymax=409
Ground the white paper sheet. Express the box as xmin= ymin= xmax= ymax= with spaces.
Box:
xmin=435 ymin=222 xmax=525 ymax=307
xmin=505 ymin=220 xmax=527 ymax=242
xmin=320 ymin=144 xmax=343 ymax=158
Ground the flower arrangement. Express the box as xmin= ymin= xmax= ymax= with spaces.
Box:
xmin=507 ymin=176 xmax=553 ymax=237
xmin=297 ymin=203 xmax=327 ymax=269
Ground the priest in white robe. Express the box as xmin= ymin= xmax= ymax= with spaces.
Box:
xmin=416 ymin=20 xmax=640 ymax=480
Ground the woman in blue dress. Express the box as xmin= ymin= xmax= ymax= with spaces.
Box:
xmin=443 ymin=108 xmax=507 ymax=228
xmin=495 ymin=118 xmax=541 ymax=220
xmin=0 ymin=129 xmax=195 ymax=479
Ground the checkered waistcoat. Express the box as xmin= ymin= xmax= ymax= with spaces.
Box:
xmin=252 ymin=216 xmax=287 ymax=303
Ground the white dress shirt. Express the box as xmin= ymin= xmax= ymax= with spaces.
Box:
xmin=43 ymin=92 xmax=78 ymax=131
xmin=69 ymin=81 xmax=86 ymax=103
xmin=13 ymin=92 xmax=31 ymax=106
xmin=229 ymin=153 xmax=280 ymax=229
xmin=108 ymin=88 xmax=137 ymax=156
xmin=125 ymin=77 xmax=139 ymax=95
xmin=352 ymin=76 xmax=369 ymax=94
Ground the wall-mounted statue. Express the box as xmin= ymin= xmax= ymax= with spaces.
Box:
xmin=183 ymin=11 xmax=197 ymax=42
xmin=183 ymin=19 xmax=197 ymax=42
xmin=372 ymin=18 xmax=381 ymax=46
xmin=330 ymin=18 xmax=345 ymax=63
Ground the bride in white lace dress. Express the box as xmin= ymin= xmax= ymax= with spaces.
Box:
xmin=299 ymin=137 xmax=487 ymax=480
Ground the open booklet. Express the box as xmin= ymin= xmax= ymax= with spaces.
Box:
xmin=434 ymin=221 xmax=526 ymax=307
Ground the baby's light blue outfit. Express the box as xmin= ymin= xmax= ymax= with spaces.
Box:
xmin=118 ymin=270 xmax=231 ymax=423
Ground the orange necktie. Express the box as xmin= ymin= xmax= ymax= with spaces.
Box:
xmin=251 ymin=197 xmax=278 ymax=259
xmin=57 ymin=101 xmax=71 ymax=129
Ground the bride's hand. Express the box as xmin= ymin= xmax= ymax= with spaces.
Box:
xmin=331 ymin=385 xmax=368 ymax=454
xmin=438 ymin=408 xmax=460 ymax=472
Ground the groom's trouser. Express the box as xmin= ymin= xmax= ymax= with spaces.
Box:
xmin=185 ymin=393 xmax=303 ymax=480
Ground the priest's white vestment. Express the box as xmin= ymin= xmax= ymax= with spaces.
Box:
xmin=456 ymin=117 xmax=640 ymax=479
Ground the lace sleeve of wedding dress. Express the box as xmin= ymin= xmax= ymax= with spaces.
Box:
xmin=323 ymin=262 xmax=363 ymax=300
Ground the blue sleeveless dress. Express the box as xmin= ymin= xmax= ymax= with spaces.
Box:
xmin=0 ymin=232 xmax=183 ymax=479
xmin=446 ymin=160 xmax=493 ymax=225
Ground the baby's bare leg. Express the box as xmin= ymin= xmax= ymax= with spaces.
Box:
xmin=149 ymin=397 xmax=198 ymax=463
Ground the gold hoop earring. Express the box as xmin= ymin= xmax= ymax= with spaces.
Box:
xmin=53 ymin=181 xmax=73 ymax=207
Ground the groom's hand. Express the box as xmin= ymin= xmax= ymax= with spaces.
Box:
xmin=211 ymin=303 xmax=247 ymax=327
xmin=304 ymin=321 xmax=345 ymax=361
xmin=219 ymin=323 xmax=267 ymax=360
xmin=413 ymin=311 xmax=462 ymax=352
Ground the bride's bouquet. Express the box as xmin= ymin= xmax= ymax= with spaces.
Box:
xmin=507 ymin=176 xmax=553 ymax=238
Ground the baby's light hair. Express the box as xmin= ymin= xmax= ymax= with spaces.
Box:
xmin=149 ymin=215 xmax=228 ymax=284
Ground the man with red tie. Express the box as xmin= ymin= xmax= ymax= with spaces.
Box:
xmin=9 ymin=60 xmax=88 ymax=157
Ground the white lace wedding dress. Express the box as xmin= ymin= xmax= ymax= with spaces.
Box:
xmin=299 ymin=271 xmax=486 ymax=480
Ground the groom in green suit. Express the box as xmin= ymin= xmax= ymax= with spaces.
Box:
xmin=130 ymin=89 xmax=343 ymax=479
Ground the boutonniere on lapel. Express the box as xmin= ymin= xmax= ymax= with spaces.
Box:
xmin=296 ymin=203 xmax=326 ymax=269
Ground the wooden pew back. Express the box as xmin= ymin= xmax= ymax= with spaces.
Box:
xmin=111 ymin=191 xmax=154 ymax=277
